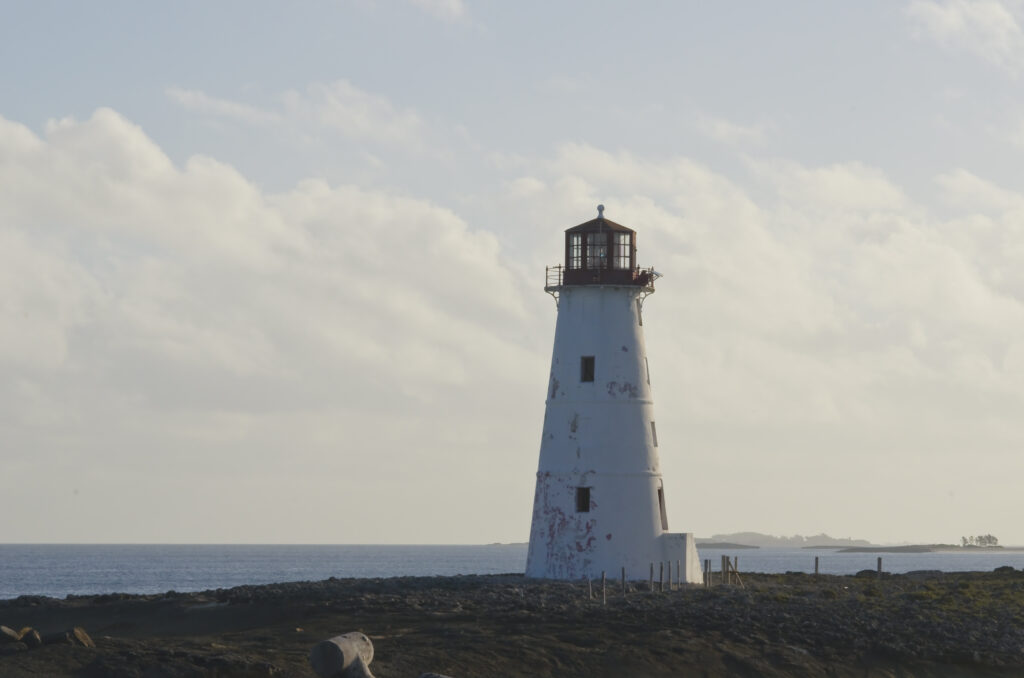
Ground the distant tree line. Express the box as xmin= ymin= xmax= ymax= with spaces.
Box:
xmin=961 ymin=534 xmax=999 ymax=547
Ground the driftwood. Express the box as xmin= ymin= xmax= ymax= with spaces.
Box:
xmin=309 ymin=632 xmax=375 ymax=678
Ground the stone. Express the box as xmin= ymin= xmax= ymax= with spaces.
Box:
xmin=18 ymin=628 xmax=42 ymax=649
xmin=0 ymin=625 xmax=19 ymax=643
xmin=309 ymin=632 xmax=375 ymax=678
xmin=418 ymin=674 xmax=456 ymax=678
xmin=70 ymin=626 xmax=95 ymax=648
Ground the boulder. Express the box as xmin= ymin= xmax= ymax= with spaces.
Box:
xmin=0 ymin=625 xmax=19 ymax=643
xmin=18 ymin=628 xmax=42 ymax=649
xmin=309 ymin=632 xmax=375 ymax=678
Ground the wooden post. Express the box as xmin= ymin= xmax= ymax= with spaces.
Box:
xmin=621 ymin=566 xmax=626 ymax=596
xmin=676 ymin=560 xmax=680 ymax=589
xmin=587 ymin=577 xmax=592 ymax=599
xmin=601 ymin=571 xmax=606 ymax=605
xmin=722 ymin=555 xmax=728 ymax=585
xmin=814 ymin=556 xmax=819 ymax=575
xmin=649 ymin=563 xmax=654 ymax=592
xmin=704 ymin=559 xmax=711 ymax=587
xmin=659 ymin=561 xmax=664 ymax=592
xmin=877 ymin=557 xmax=882 ymax=579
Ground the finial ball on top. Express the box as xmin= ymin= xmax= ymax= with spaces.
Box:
xmin=597 ymin=204 xmax=605 ymax=218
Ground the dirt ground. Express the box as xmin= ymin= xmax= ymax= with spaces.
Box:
xmin=2 ymin=570 xmax=1023 ymax=677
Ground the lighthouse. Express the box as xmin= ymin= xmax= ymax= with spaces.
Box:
xmin=525 ymin=206 xmax=701 ymax=583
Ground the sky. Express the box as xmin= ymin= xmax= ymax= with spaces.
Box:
xmin=2 ymin=1 xmax=1023 ymax=545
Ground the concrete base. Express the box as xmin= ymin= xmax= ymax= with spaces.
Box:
xmin=659 ymin=532 xmax=702 ymax=584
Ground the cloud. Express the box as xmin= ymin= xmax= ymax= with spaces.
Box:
xmin=5 ymin=107 xmax=1024 ymax=544
xmin=166 ymin=80 xmax=425 ymax=147
xmin=697 ymin=115 xmax=767 ymax=145
xmin=748 ymin=159 xmax=908 ymax=212
xmin=165 ymin=87 xmax=281 ymax=126
xmin=408 ymin=0 xmax=465 ymax=21
xmin=907 ymin=0 xmax=1024 ymax=72
xmin=0 ymin=109 xmax=541 ymax=542
xmin=284 ymin=80 xmax=425 ymax=146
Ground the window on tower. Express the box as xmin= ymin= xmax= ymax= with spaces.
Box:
xmin=568 ymin=233 xmax=582 ymax=269
xmin=657 ymin=487 xmax=668 ymax=530
xmin=576 ymin=487 xmax=591 ymax=513
xmin=580 ymin=356 xmax=595 ymax=382
xmin=650 ymin=421 xmax=658 ymax=447
xmin=613 ymin=232 xmax=631 ymax=269
xmin=586 ymin=236 xmax=607 ymax=269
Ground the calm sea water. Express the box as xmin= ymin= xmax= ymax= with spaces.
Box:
xmin=2 ymin=544 xmax=1023 ymax=600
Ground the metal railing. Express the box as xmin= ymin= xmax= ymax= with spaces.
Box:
xmin=544 ymin=264 xmax=657 ymax=290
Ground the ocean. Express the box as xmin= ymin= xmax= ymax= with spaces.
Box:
xmin=2 ymin=543 xmax=1024 ymax=600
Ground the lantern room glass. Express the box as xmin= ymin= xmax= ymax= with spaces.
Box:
xmin=613 ymin=232 xmax=631 ymax=269
xmin=568 ymin=234 xmax=583 ymax=269
xmin=586 ymin=237 xmax=607 ymax=269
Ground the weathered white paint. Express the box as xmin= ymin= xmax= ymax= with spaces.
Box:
xmin=526 ymin=283 xmax=702 ymax=583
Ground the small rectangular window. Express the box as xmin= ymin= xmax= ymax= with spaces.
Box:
xmin=650 ymin=421 xmax=658 ymax=447
xmin=568 ymin=233 xmax=583 ymax=270
xmin=580 ymin=356 xmax=595 ymax=382
xmin=644 ymin=357 xmax=650 ymax=385
xmin=576 ymin=487 xmax=591 ymax=513
xmin=657 ymin=488 xmax=668 ymax=530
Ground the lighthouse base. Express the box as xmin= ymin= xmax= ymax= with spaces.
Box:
xmin=525 ymin=530 xmax=702 ymax=584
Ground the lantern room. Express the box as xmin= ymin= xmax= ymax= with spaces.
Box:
xmin=548 ymin=205 xmax=655 ymax=288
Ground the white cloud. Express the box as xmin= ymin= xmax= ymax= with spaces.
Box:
xmin=749 ymin=159 xmax=908 ymax=212
xmin=6 ymin=105 xmax=1024 ymax=544
xmin=165 ymin=87 xmax=281 ymax=126
xmin=166 ymin=80 xmax=425 ymax=148
xmin=907 ymin=0 xmax=1024 ymax=72
xmin=698 ymin=115 xmax=767 ymax=145
xmin=285 ymin=80 xmax=424 ymax=146
xmin=0 ymin=109 xmax=541 ymax=542
xmin=409 ymin=0 xmax=465 ymax=21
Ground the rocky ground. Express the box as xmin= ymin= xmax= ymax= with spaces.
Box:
xmin=1 ymin=568 xmax=1023 ymax=677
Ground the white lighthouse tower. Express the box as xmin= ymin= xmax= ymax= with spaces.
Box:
xmin=526 ymin=206 xmax=701 ymax=583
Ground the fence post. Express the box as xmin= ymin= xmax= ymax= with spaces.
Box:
xmin=815 ymin=556 xmax=819 ymax=575
xmin=649 ymin=563 xmax=654 ymax=592
xmin=877 ymin=557 xmax=882 ymax=579
xmin=659 ymin=561 xmax=664 ymax=592
xmin=621 ymin=566 xmax=626 ymax=596
xmin=601 ymin=571 xmax=606 ymax=605
xmin=587 ymin=577 xmax=592 ymax=599
xmin=676 ymin=560 xmax=680 ymax=589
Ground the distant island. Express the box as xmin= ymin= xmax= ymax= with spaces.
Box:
xmin=696 ymin=532 xmax=874 ymax=549
xmin=695 ymin=533 xmax=1024 ymax=552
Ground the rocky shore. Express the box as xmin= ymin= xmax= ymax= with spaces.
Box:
xmin=2 ymin=568 xmax=1023 ymax=677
